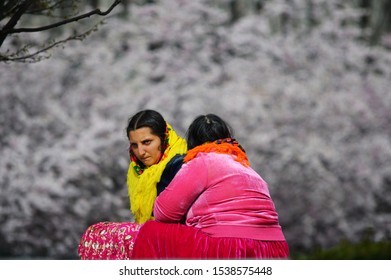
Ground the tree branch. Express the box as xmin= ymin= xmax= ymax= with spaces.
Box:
xmin=0 ymin=0 xmax=34 ymax=46
xmin=1 ymin=1 xmax=21 ymax=19
xmin=4 ymin=0 xmax=121 ymax=34
xmin=1 ymin=26 xmax=98 ymax=62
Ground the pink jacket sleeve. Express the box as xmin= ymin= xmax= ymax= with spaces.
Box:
xmin=153 ymin=155 xmax=208 ymax=222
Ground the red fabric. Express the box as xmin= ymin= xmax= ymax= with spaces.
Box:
xmin=131 ymin=221 xmax=289 ymax=259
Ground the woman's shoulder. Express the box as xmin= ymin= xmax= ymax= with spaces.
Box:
xmin=163 ymin=154 xmax=185 ymax=178
xmin=157 ymin=154 xmax=186 ymax=195
xmin=193 ymin=152 xmax=252 ymax=174
xmin=194 ymin=151 xmax=233 ymax=162
xmin=161 ymin=154 xmax=186 ymax=180
xmin=167 ymin=154 xmax=185 ymax=169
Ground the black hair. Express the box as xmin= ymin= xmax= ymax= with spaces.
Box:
xmin=126 ymin=109 xmax=167 ymax=155
xmin=186 ymin=114 xmax=233 ymax=150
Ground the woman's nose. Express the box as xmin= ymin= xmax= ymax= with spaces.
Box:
xmin=138 ymin=146 xmax=146 ymax=155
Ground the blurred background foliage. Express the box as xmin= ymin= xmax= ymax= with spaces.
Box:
xmin=1 ymin=0 xmax=390 ymax=259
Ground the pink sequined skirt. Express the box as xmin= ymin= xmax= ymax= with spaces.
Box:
xmin=78 ymin=221 xmax=141 ymax=260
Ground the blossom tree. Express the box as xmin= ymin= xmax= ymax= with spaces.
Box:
xmin=0 ymin=0 xmax=390 ymax=258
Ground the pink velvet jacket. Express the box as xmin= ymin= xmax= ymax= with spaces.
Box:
xmin=154 ymin=152 xmax=286 ymax=241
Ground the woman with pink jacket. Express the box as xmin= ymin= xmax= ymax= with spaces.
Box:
xmin=132 ymin=114 xmax=289 ymax=259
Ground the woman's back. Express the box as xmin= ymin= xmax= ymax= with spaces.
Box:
xmin=154 ymin=152 xmax=285 ymax=241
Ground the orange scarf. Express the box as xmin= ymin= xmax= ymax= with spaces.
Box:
xmin=184 ymin=138 xmax=250 ymax=167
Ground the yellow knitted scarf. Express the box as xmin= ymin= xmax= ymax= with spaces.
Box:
xmin=127 ymin=123 xmax=187 ymax=223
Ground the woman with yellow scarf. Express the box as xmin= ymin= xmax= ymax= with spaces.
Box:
xmin=78 ymin=110 xmax=187 ymax=259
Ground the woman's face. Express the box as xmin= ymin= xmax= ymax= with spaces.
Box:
xmin=129 ymin=127 xmax=162 ymax=167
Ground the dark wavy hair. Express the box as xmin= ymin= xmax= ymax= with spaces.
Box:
xmin=186 ymin=114 xmax=233 ymax=150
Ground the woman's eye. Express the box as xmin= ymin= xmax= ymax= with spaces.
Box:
xmin=143 ymin=140 xmax=151 ymax=145
xmin=130 ymin=143 xmax=137 ymax=148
